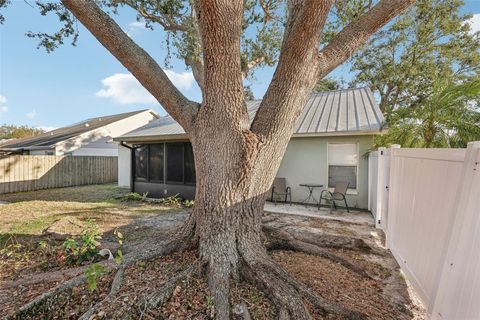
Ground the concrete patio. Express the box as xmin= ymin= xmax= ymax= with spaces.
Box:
xmin=264 ymin=202 xmax=375 ymax=225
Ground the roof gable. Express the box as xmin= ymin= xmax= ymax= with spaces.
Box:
xmin=0 ymin=109 xmax=156 ymax=150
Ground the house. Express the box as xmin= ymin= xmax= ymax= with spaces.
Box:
xmin=114 ymin=87 xmax=384 ymax=209
xmin=0 ymin=110 xmax=158 ymax=156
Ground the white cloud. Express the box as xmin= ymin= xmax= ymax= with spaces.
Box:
xmin=26 ymin=110 xmax=37 ymax=119
xmin=467 ymin=13 xmax=480 ymax=35
xmin=96 ymin=72 xmax=194 ymax=105
xmin=126 ymin=21 xmax=146 ymax=37
xmin=164 ymin=70 xmax=195 ymax=90
xmin=0 ymin=106 xmax=8 ymax=113
xmin=0 ymin=95 xmax=7 ymax=104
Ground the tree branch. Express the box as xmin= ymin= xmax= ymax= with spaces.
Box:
xmin=317 ymin=0 xmax=416 ymax=77
xmin=61 ymin=0 xmax=199 ymax=130
xmin=193 ymin=0 xmax=245 ymax=123
xmin=185 ymin=56 xmax=205 ymax=91
xmin=115 ymin=0 xmax=188 ymax=32
xmin=251 ymin=0 xmax=334 ymax=138
xmin=251 ymin=0 xmax=414 ymax=141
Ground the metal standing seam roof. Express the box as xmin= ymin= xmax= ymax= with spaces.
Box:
xmin=0 ymin=109 xmax=157 ymax=150
xmin=118 ymin=87 xmax=384 ymax=141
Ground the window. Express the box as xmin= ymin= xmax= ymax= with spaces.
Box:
xmin=149 ymin=144 xmax=164 ymax=182
xmin=328 ymin=143 xmax=357 ymax=189
xmin=134 ymin=145 xmax=148 ymax=181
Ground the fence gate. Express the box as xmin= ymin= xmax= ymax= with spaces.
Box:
xmin=368 ymin=145 xmax=398 ymax=230
xmin=374 ymin=142 xmax=480 ymax=318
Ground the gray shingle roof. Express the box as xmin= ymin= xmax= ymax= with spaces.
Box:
xmin=0 ymin=110 xmax=155 ymax=150
xmin=118 ymin=87 xmax=384 ymax=141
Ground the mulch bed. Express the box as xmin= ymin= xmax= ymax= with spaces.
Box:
xmin=3 ymin=247 xmax=414 ymax=320
xmin=272 ymin=250 xmax=409 ymax=319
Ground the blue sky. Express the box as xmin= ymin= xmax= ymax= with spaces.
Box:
xmin=0 ymin=1 xmax=479 ymax=130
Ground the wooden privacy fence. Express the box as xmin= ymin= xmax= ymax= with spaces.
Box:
xmin=369 ymin=142 xmax=480 ymax=319
xmin=0 ymin=155 xmax=118 ymax=194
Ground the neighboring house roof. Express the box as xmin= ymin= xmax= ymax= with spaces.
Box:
xmin=117 ymin=87 xmax=385 ymax=142
xmin=0 ymin=109 xmax=158 ymax=151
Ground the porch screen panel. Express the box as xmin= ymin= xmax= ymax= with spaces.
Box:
xmin=184 ymin=143 xmax=196 ymax=183
xmin=166 ymin=143 xmax=184 ymax=183
xmin=149 ymin=144 xmax=164 ymax=182
xmin=328 ymin=143 xmax=357 ymax=189
xmin=134 ymin=145 xmax=148 ymax=181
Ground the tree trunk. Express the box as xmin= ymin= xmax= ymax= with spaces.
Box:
xmin=187 ymin=104 xmax=294 ymax=317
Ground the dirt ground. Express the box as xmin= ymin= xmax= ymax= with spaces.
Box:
xmin=0 ymin=184 xmax=426 ymax=319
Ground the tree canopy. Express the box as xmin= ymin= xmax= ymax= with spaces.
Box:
xmin=0 ymin=124 xmax=45 ymax=140
xmin=348 ymin=0 xmax=480 ymax=147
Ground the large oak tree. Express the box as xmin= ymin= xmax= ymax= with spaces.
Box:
xmin=4 ymin=0 xmax=415 ymax=318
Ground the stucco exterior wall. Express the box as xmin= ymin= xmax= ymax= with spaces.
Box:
xmin=118 ymin=135 xmax=374 ymax=208
xmin=118 ymin=144 xmax=132 ymax=188
xmin=275 ymin=135 xmax=374 ymax=209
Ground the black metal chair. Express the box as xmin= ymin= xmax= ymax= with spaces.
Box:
xmin=319 ymin=181 xmax=350 ymax=213
xmin=270 ymin=177 xmax=292 ymax=205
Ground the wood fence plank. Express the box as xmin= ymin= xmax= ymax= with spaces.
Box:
xmin=0 ymin=155 xmax=118 ymax=194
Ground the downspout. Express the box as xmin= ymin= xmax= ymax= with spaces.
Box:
xmin=120 ymin=142 xmax=135 ymax=193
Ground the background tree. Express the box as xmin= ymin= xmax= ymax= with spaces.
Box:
xmin=313 ymin=77 xmax=342 ymax=92
xmin=374 ymin=78 xmax=480 ymax=148
xmin=0 ymin=124 xmax=45 ymax=140
xmin=348 ymin=0 xmax=480 ymax=147
xmin=2 ymin=1 xmax=414 ymax=318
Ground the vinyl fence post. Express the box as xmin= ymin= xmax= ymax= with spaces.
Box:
xmin=385 ymin=144 xmax=400 ymax=249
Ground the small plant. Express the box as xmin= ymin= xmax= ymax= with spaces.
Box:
xmin=183 ymin=199 xmax=195 ymax=208
xmin=118 ymin=192 xmax=148 ymax=202
xmin=206 ymin=296 xmax=214 ymax=306
xmin=63 ymin=219 xmax=102 ymax=265
xmin=160 ymin=194 xmax=182 ymax=206
xmin=113 ymin=228 xmax=123 ymax=264
xmin=85 ymin=263 xmax=108 ymax=292
xmin=136 ymin=260 xmax=147 ymax=269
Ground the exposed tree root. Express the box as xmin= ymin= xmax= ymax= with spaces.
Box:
xmin=13 ymin=271 xmax=89 ymax=318
xmin=138 ymin=264 xmax=196 ymax=309
xmin=263 ymin=224 xmax=374 ymax=253
xmin=266 ymin=231 xmax=372 ymax=279
xmin=9 ymin=214 xmax=393 ymax=320
xmin=78 ymin=267 xmax=125 ymax=320
xmin=0 ymin=265 xmax=88 ymax=289
xmin=10 ymin=226 xmax=194 ymax=319
xmin=240 ymin=250 xmax=367 ymax=320
xmin=241 ymin=258 xmax=312 ymax=320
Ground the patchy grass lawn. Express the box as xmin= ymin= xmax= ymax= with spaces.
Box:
xmin=0 ymin=184 xmax=185 ymax=282
xmin=0 ymin=184 xmax=179 ymax=238
xmin=1 ymin=185 xmax=426 ymax=320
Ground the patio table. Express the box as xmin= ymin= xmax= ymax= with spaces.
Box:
xmin=299 ymin=183 xmax=324 ymax=205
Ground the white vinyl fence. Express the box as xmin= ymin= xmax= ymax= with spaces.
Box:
xmin=369 ymin=142 xmax=480 ymax=319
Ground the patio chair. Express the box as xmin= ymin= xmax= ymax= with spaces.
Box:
xmin=270 ymin=177 xmax=292 ymax=205
xmin=318 ymin=181 xmax=350 ymax=213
